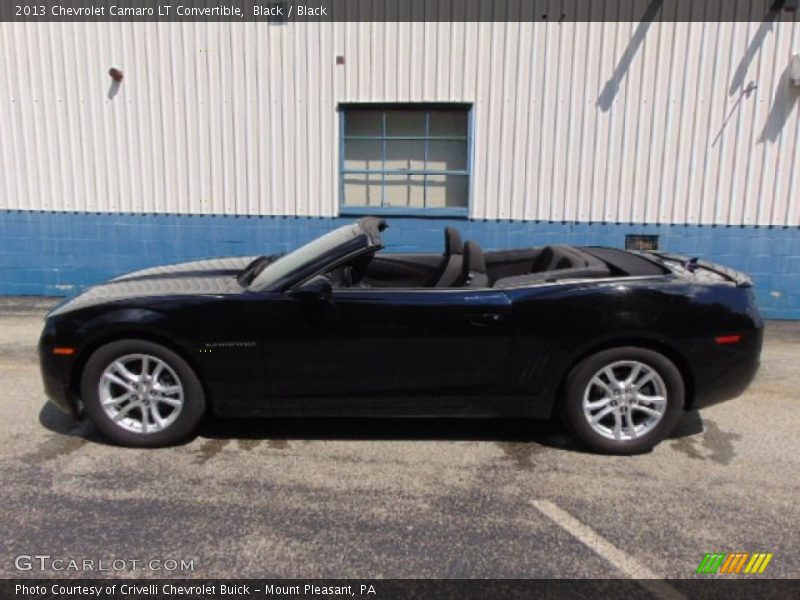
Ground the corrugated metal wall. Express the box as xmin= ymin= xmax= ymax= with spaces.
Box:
xmin=1 ymin=19 xmax=799 ymax=225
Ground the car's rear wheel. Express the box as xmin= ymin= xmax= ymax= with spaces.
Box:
xmin=563 ymin=347 xmax=684 ymax=454
xmin=81 ymin=339 xmax=205 ymax=447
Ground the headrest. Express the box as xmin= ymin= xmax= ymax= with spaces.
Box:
xmin=444 ymin=227 xmax=464 ymax=255
xmin=463 ymin=241 xmax=486 ymax=274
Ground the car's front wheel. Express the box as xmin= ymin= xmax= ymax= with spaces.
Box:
xmin=81 ymin=339 xmax=206 ymax=447
xmin=563 ymin=347 xmax=685 ymax=454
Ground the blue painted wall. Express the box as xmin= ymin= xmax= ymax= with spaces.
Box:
xmin=1 ymin=210 xmax=798 ymax=319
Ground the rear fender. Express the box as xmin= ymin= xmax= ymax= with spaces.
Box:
xmin=550 ymin=332 xmax=696 ymax=417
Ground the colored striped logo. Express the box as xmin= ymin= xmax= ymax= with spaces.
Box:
xmin=696 ymin=552 xmax=773 ymax=574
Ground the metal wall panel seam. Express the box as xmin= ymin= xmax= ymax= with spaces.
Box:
xmin=782 ymin=22 xmax=800 ymax=225
xmin=495 ymin=19 xmax=513 ymax=220
xmin=510 ymin=21 xmax=531 ymax=223
xmin=643 ymin=20 xmax=665 ymax=224
xmin=683 ymin=21 xmax=708 ymax=224
xmin=34 ymin=22 xmax=60 ymax=213
xmin=728 ymin=20 xmax=751 ymax=226
xmin=0 ymin=25 xmax=18 ymax=210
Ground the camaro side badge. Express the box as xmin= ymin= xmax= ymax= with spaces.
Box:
xmin=204 ymin=341 xmax=257 ymax=348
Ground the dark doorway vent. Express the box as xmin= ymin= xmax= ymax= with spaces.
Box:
xmin=625 ymin=234 xmax=660 ymax=251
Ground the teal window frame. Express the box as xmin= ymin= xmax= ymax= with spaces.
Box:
xmin=338 ymin=103 xmax=472 ymax=218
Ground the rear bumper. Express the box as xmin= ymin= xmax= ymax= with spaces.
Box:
xmin=689 ymin=327 xmax=763 ymax=410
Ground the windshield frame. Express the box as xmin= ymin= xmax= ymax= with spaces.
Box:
xmin=248 ymin=221 xmax=380 ymax=292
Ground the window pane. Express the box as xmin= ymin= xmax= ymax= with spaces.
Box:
xmin=343 ymin=174 xmax=383 ymax=207
xmin=345 ymin=110 xmax=383 ymax=136
xmin=344 ymin=140 xmax=383 ymax=171
xmin=427 ymin=140 xmax=468 ymax=171
xmin=425 ymin=175 xmax=468 ymax=208
xmin=385 ymin=111 xmax=426 ymax=136
xmin=429 ymin=111 xmax=468 ymax=137
xmin=384 ymin=175 xmax=425 ymax=208
xmin=385 ymin=140 xmax=425 ymax=171
xmin=341 ymin=107 xmax=471 ymax=213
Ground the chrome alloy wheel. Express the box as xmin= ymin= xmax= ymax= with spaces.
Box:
xmin=581 ymin=360 xmax=668 ymax=441
xmin=98 ymin=354 xmax=184 ymax=434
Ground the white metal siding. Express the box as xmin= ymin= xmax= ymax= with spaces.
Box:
xmin=1 ymin=19 xmax=799 ymax=225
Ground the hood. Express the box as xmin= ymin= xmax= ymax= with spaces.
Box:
xmin=48 ymin=256 xmax=259 ymax=317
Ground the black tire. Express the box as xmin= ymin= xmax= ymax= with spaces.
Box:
xmin=563 ymin=347 xmax=684 ymax=454
xmin=81 ymin=339 xmax=206 ymax=447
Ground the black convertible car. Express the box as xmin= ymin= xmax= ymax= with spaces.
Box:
xmin=39 ymin=217 xmax=762 ymax=453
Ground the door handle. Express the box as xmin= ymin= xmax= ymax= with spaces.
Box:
xmin=467 ymin=313 xmax=504 ymax=327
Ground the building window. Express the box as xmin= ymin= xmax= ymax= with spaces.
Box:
xmin=340 ymin=104 xmax=471 ymax=216
xmin=625 ymin=234 xmax=660 ymax=251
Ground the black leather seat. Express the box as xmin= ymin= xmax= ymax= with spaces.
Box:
xmin=444 ymin=227 xmax=463 ymax=256
xmin=531 ymin=246 xmax=555 ymax=272
xmin=456 ymin=241 xmax=489 ymax=288
xmin=432 ymin=227 xmax=464 ymax=287
xmin=531 ymin=245 xmax=582 ymax=272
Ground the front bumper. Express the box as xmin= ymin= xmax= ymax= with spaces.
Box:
xmin=38 ymin=324 xmax=81 ymax=417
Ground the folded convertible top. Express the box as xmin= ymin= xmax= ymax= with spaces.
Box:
xmin=493 ymin=246 xmax=610 ymax=288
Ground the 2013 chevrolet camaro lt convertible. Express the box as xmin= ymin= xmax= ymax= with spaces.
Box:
xmin=39 ymin=217 xmax=763 ymax=453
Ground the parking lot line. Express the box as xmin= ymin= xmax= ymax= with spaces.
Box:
xmin=531 ymin=499 xmax=685 ymax=600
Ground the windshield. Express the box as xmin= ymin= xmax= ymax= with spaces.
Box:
xmin=249 ymin=224 xmax=363 ymax=290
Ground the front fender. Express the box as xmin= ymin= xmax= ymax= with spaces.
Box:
xmin=41 ymin=305 xmax=194 ymax=407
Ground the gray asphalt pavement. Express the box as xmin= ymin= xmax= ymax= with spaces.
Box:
xmin=1 ymin=299 xmax=798 ymax=580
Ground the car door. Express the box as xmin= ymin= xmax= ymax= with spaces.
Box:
xmin=261 ymin=286 xmax=514 ymax=412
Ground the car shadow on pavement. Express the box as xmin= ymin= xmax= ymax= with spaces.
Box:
xmin=37 ymin=402 xmax=706 ymax=455
xmin=199 ymin=410 xmax=704 ymax=454
xmin=200 ymin=416 xmax=576 ymax=446
xmin=38 ymin=402 xmax=105 ymax=442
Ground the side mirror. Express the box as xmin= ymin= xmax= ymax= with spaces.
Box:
xmin=288 ymin=275 xmax=332 ymax=300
